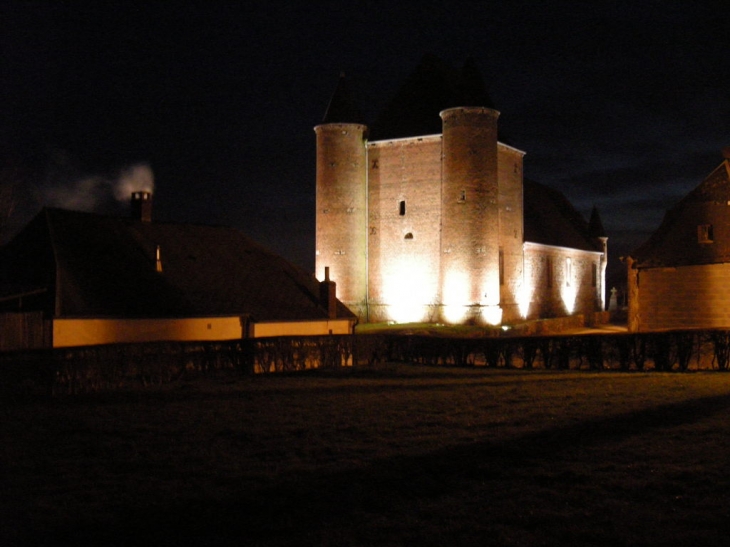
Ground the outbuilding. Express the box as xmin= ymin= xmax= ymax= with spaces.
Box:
xmin=626 ymin=148 xmax=730 ymax=331
xmin=0 ymin=192 xmax=356 ymax=350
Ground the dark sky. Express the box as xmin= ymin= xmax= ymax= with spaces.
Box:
xmin=2 ymin=1 xmax=728 ymax=280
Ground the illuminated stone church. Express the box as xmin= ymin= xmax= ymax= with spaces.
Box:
xmin=315 ymin=56 xmax=607 ymax=325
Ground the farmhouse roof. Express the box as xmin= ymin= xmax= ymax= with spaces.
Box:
xmin=0 ymin=208 xmax=355 ymax=321
xmin=631 ymin=155 xmax=730 ymax=267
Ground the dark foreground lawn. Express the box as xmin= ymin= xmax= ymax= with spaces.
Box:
xmin=3 ymin=364 xmax=730 ymax=546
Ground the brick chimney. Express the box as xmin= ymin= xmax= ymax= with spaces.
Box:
xmin=131 ymin=191 xmax=153 ymax=222
xmin=319 ymin=266 xmax=338 ymax=319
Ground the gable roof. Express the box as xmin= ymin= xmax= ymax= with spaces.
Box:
xmin=631 ymin=156 xmax=730 ymax=267
xmin=1 ymin=208 xmax=355 ymax=322
xmin=523 ymin=179 xmax=603 ymax=252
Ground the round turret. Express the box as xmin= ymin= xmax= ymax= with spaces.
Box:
xmin=439 ymin=106 xmax=501 ymax=323
xmin=314 ymin=122 xmax=368 ymax=316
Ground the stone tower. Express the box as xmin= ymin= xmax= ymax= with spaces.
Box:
xmin=314 ymin=75 xmax=368 ymax=317
xmin=439 ymin=106 xmax=502 ymax=324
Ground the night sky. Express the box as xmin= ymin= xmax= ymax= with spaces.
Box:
xmin=2 ymin=1 xmax=729 ymax=285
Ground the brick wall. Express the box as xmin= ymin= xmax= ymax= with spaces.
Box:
xmin=315 ymin=123 xmax=368 ymax=313
xmin=498 ymin=144 xmax=525 ymax=322
xmin=315 ymin=118 xmax=600 ymax=326
xmin=440 ymin=108 xmax=500 ymax=313
xmin=367 ymin=137 xmax=443 ymax=322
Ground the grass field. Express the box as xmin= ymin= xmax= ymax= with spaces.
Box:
xmin=3 ymin=364 xmax=730 ymax=546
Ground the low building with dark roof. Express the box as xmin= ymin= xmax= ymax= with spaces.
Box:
xmin=626 ymin=148 xmax=730 ymax=331
xmin=0 ymin=193 xmax=356 ymax=350
xmin=315 ymin=57 xmax=608 ymax=325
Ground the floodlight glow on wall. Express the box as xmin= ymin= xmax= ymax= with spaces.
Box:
xmin=517 ymin=282 xmax=533 ymax=319
xmin=442 ymin=269 xmax=470 ymax=323
xmin=481 ymin=305 xmax=503 ymax=326
xmin=382 ymin=257 xmax=434 ymax=323
xmin=561 ymin=258 xmax=576 ymax=314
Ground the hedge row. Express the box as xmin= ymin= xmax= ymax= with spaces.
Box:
xmin=1 ymin=330 xmax=730 ymax=396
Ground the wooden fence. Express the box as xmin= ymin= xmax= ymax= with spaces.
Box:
xmin=2 ymin=329 xmax=730 ymax=397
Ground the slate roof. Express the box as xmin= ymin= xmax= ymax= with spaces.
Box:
xmin=0 ymin=208 xmax=355 ymax=321
xmin=523 ymin=179 xmax=603 ymax=252
xmin=631 ymin=157 xmax=730 ymax=267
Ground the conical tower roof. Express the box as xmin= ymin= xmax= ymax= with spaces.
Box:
xmin=321 ymin=73 xmax=365 ymax=125
xmin=588 ymin=206 xmax=607 ymax=239
xmin=455 ymin=57 xmax=496 ymax=108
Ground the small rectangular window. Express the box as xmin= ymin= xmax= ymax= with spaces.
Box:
xmin=591 ymin=263 xmax=597 ymax=287
xmin=698 ymin=224 xmax=714 ymax=243
xmin=399 ymin=200 xmax=406 ymax=216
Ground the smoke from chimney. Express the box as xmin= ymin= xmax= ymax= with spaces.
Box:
xmin=39 ymin=155 xmax=155 ymax=213
xmin=113 ymin=164 xmax=155 ymax=202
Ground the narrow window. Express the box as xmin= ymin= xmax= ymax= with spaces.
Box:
xmin=404 ymin=232 xmax=413 ymax=240
xmin=458 ymin=190 xmax=466 ymax=202
xmin=565 ymin=257 xmax=572 ymax=287
xmin=399 ymin=200 xmax=406 ymax=216
xmin=546 ymin=257 xmax=553 ymax=288
xmin=591 ymin=263 xmax=597 ymax=287
xmin=499 ymin=249 xmax=505 ymax=285
xmin=698 ymin=224 xmax=714 ymax=243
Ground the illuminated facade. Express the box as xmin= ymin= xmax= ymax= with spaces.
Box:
xmin=315 ymin=59 xmax=607 ymax=325
xmin=627 ymin=148 xmax=730 ymax=331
